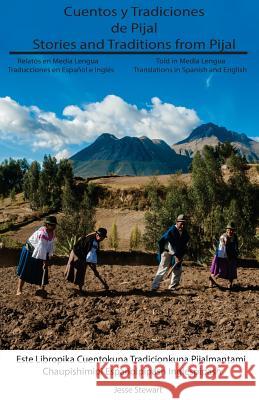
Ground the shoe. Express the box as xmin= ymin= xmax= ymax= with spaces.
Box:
xmin=209 ymin=276 xmax=216 ymax=287
xmin=168 ymin=284 xmax=179 ymax=290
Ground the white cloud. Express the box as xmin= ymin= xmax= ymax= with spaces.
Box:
xmin=54 ymin=149 xmax=71 ymax=161
xmin=249 ymin=136 xmax=259 ymax=142
xmin=0 ymin=95 xmax=201 ymax=150
xmin=206 ymin=74 xmax=214 ymax=88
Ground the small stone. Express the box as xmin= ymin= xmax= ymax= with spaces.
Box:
xmin=95 ymin=320 xmax=112 ymax=334
xmin=218 ymin=318 xmax=229 ymax=326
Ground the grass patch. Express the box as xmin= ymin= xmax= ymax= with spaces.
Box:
xmin=0 ymin=221 xmax=15 ymax=233
xmin=0 ymin=235 xmax=22 ymax=249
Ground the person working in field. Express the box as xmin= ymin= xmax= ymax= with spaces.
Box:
xmin=209 ymin=222 xmax=239 ymax=289
xmin=65 ymin=228 xmax=109 ymax=292
xmin=151 ymin=214 xmax=190 ymax=291
xmin=16 ymin=216 xmax=57 ymax=295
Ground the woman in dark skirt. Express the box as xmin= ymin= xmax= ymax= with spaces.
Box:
xmin=210 ymin=222 xmax=239 ymax=289
xmin=65 ymin=228 xmax=109 ymax=292
xmin=16 ymin=216 xmax=57 ymax=295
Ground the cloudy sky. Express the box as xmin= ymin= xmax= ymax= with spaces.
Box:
xmin=0 ymin=0 xmax=258 ymax=162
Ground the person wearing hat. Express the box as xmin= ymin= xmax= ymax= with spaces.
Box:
xmin=16 ymin=215 xmax=58 ymax=295
xmin=65 ymin=228 xmax=109 ymax=292
xmin=151 ymin=214 xmax=190 ymax=291
xmin=210 ymin=222 xmax=239 ymax=289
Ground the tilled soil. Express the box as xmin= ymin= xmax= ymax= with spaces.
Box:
xmin=0 ymin=264 xmax=258 ymax=350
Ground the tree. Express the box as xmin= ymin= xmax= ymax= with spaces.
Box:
xmin=10 ymin=187 xmax=16 ymax=202
xmin=226 ymin=153 xmax=246 ymax=172
xmin=189 ymin=144 xmax=257 ymax=259
xmin=130 ymin=225 xmax=142 ymax=251
xmin=191 ymin=147 xmax=224 ymax=216
xmin=159 ymin=179 xmax=190 ymax=229
xmin=214 ymin=141 xmax=238 ymax=163
xmin=109 ymin=221 xmax=119 ymax=250
xmin=56 ymin=183 xmax=96 ymax=255
xmin=0 ymin=158 xmax=28 ymax=196
xmin=41 ymin=155 xmax=60 ymax=209
xmin=143 ymin=177 xmax=164 ymax=251
xmin=78 ymin=185 xmax=96 ymax=235
xmin=143 ymin=143 xmax=258 ymax=260
xmin=23 ymin=161 xmax=41 ymax=208
xmin=144 ymin=176 xmax=191 ymax=252
xmin=61 ymin=178 xmax=76 ymax=213
xmin=29 ymin=154 xmax=67 ymax=211
xmin=57 ymin=159 xmax=73 ymax=186
xmin=38 ymin=171 xmax=49 ymax=210
xmin=187 ymin=147 xmax=226 ymax=260
xmin=23 ymin=155 xmax=75 ymax=211
xmin=225 ymin=171 xmax=257 ymax=254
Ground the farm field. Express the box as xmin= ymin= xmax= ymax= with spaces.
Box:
xmin=0 ymin=263 xmax=258 ymax=350
xmin=2 ymin=208 xmax=146 ymax=251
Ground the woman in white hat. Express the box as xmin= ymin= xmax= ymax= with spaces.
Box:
xmin=65 ymin=228 xmax=109 ymax=292
xmin=210 ymin=222 xmax=239 ymax=289
xmin=16 ymin=216 xmax=57 ymax=295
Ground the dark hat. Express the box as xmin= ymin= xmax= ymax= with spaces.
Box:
xmin=226 ymin=222 xmax=235 ymax=230
xmin=96 ymin=227 xmax=107 ymax=238
xmin=44 ymin=215 xmax=58 ymax=225
xmin=176 ymin=214 xmax=187 ymax=222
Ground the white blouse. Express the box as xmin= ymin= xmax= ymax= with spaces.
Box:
xmin=28 ymin=226 xmax=55 ymax=260
xmin=86 ymin=240 xmax=98 ymax=264
xmin=216 ymin=234 xmax=228 ymax=258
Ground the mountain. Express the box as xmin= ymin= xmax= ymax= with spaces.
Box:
xmin=70 ymin=133 xmax=190 ymax=178
xmin=172 ymin=123 xmax=259 ymax=162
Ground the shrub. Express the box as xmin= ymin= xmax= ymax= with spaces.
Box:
xmin=129 ymin=225 xmax=142 ymax=251
xmin=109 ymin=221 xmax=119 ymax=251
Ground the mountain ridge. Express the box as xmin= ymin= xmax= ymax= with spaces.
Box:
xmin=70 ymin=123 xmax=258 ymax=178
xmin=172 ymin=123 xmax=259 ymax=161
xmin=70 ymin=133 xmax=190 ymax=178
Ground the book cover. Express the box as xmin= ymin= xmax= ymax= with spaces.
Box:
xmin=0 ymin=1 xmax=258 ymax=399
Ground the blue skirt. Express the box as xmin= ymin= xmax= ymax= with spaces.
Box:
xmin=17 ymin=246 xmax=49 ymax=286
